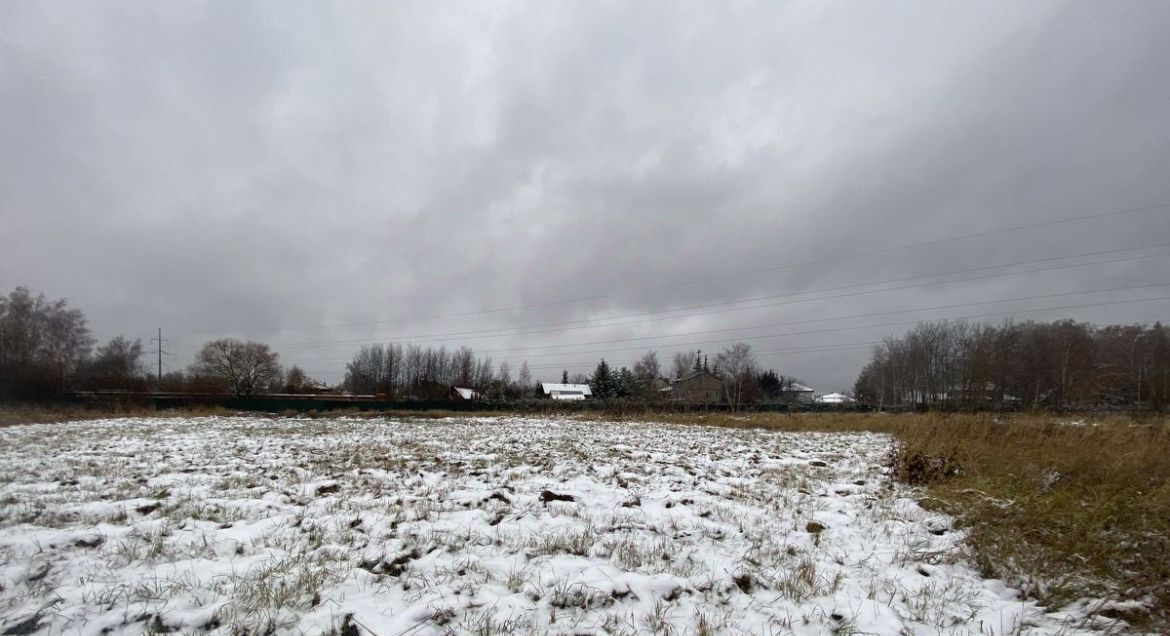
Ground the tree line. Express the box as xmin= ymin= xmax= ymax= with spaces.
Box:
xmin=581 ymin=347 xmax=806 ymax=410
xmin=341 ymin=341 xmax=805 ymax=407
xmin=0 ymin=286 xmax=806 ymax=405
xmin=9 ymin=286 xmax=1164 ymax=410
xmin=342 ymin=343 xmax=533 ymax=400
xmin=853 ymin=319 xmax=1170 ymax=409
xmin=0 ymin=287 xmax=321 ymax=400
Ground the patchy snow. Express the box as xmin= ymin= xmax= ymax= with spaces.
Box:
xmin=0 ymin=416 xmax=1114 ymax=634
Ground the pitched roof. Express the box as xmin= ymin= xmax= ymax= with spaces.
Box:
xmin=540 ymin=383 xmax=593 ymax=396
xmin=676 ymin=370 xmax=722 ymax=383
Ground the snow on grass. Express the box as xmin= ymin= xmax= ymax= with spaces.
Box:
xmin=0 ymin=416 xmax=1110 ymax=635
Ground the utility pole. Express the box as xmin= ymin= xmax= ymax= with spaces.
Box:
xmin=150 ymin=328 xmax=171 ymax=389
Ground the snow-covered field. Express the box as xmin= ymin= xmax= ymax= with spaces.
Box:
xmin=0 ymin=416 xmax=1105 ymax=635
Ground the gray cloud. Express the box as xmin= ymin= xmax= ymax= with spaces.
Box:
xmin=3 ymin=1 xmax=1169 ymax=391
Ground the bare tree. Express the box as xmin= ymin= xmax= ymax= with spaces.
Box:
xmin=518 ymin=361 xmax=532 ymax=398
xmin=384 ymin=343 xmax=403 ymax=392
xmin=404 ymin=344 xmax=424 ymax=394
xmin=716 ymin=342 xmax=758 ymax=411
xmin=452 ymin=346 xmax=476 ymax=387
xmin=474 ymin=357 xmax=494 ymax=390
xmin=633 ymin=350 xmax=661 ymax=380
xmin=435 ymin=345 xmax=451 ymax=385
xmin=489 ymin=360 xmax=514 ymax=400
xmin=670 ymin=351 xmax=692 ymax=380
xmin=851 ymin=318 xmax=1166 ymax=409
xmin=0 ymin=286 xmax=93 ymax=400
xmin=284 ymin=365 xmax=307 ymax=393
xmin=190 ymin=338 xmax=282 ymax=397
xmin=81 ymin=336 xmax=145 ymax=391
xmin=344 ymin=345 xmax=387 ymax=394
xmin=159 ymin=370 xmax=186 ymax=392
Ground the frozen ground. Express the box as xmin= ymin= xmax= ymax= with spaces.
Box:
xmin=0 ymin=416 xmax=1114 ymax=635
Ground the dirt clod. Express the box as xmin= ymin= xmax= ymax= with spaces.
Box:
xmin=540 ymin=490 xmax=575 ymax=503
xmin=2 ymin=615 xmax=41 ymax=636
xmin=487 ymin=491 xmax=511 ymax=504
xmin=732 ymin=573 xmax=753 ymax=593
xmin=338 ymin=614 xmax=360 ymax=636
xmin=74 ymin=536 xmax=104 ymax=548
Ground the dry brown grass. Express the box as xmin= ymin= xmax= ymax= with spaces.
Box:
xmin=623 ymin=410 xmax=1170 ymax=627
xmin=0 ymin=403 xmax=236 ymax=426
xmin=888 ymin=413 xmax=1170 ymax=628
xmin=0 ymin=404 xmax=532 ymax=427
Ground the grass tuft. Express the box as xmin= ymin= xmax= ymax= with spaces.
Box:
xmin=635 ymin=410 xmax=1170 ymax=627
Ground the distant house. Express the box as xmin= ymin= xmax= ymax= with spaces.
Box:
xmin=540 ymin=383 xmax=593 ymax=400
xmin=815 ymin=392 xmax=855 ymax=404
xmin=632 ymin=377 xmax=672 ymax=400
xmin=778 ymin=382 xmax=815 ymax=404
xmin=304 ymin=381 xmax=333 ymax=395
xmin=669 ymin=371 xmax=725 ymax=403
xmin=450 ymin=386 xmax=481 ymax=401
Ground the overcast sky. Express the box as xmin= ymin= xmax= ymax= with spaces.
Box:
xmin=2 ymin=1 xmax=1169 ymax=391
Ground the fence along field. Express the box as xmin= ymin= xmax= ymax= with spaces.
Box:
xmin=0 ymin=414 xmax=1159 ymax=635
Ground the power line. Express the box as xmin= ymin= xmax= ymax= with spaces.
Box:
xmin=479 ymin=302 xmax=1170 ymax=373
xmin=179 ymin=246 xmax=1170 ymax=351
xmin=444 ymin=252 xmax=1170 ymax=353
xmin=293 ymin=309 xmax=1170 ymax=377
xmin=297 ymin=310 xmax=1168 ymax=377
xmin=521 ymin=342 xmax=883 ymax=371
xmin=291 ymin=341 xmax=887 ymax=376
xmin=511 ymin=297 xmax=1170 ymax=369
xmin=285 ymin=291 xmax=1170 ymax=365
xmin=183 ymin=200 xmax=1170 ymax=336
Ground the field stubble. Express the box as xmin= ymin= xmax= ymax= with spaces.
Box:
xmin=0 ymin=412 xmax=1161 ymax=634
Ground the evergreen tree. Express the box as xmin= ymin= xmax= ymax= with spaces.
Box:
xmin=693 ymin=350 xmax=702 ymax=372
xmin=757 ymin=369 xmax=782 ymax=400
xmin=616 ymin=367 xmax=635 ymax=397
xmin=562 ymin=369 xmax=569 ymax=384
xmin=590 ymin=359 xmax=614 ymax=399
